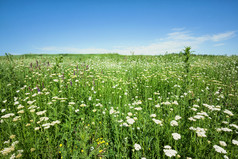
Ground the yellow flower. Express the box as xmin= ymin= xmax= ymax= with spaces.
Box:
xmin=59 ymin=151 xmax=61 ymax=153
xmin=10 ymin=135 xmax=16 ymax=139
xmin=30 ymin=148 xmax=35 ymax=152
xmin=99 ymin=150 xmax=103 ymax=153
xmin=60 ymin=144 xmax=63 ymax=147
xmin=81 ymin=149 xmax=84 ymax=152
xmin=106 ymin=143 xmax=109 ymax=145
xmin=16 ymin=154 xmax=22 ymax=158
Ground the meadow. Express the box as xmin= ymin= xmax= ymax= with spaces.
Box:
xmin=0 ymin=52 xmax=238 ymax=159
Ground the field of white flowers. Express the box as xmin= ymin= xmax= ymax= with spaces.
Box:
xmin=0 ymin=53 xmax=238 ymax=159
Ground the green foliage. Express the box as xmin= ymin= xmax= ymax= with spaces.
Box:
xmin=0 ymin=53 xmax=238 ymax=158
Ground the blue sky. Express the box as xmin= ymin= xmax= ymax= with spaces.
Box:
xmin=0 ymin=0 xmax=238 ymax=55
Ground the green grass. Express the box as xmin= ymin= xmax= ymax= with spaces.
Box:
xmin=0 ymin=53 xmax=237 ymax=158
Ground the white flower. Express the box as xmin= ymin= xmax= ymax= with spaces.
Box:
xmin=128 ymin=112 xmax=133 ymax=116
xmin=14 ymin=101 xmax=19 ymax=105
xmin=17 ymin=110 xmax=24 ymax=114
xmin=40 ymin=117 xmax=49 ymax=121
xmin=27 ymin=100 xmax=36 ymax=105
xmin=69 ymin=102 xmax=75 ymax=105
xmin=134 ymin=107 xmax=142 ymax=110
xmin=223 ymin=109 xmax=233 ymax=116
xmin=170 ymin=120 xmax=178 ymax=126
xmin=172 ymin=133 xmax=181 ymax=140
xmin=109 ymin=107 xmax=115 ymax=114
xmin=213 ymin=145 xmax=227 ymax=154
xmin=0 ymin=147 xmax=15 ymax=155
xmin=51 ymin=120 xmax=60 ymax=126
xmin=1 ymin=113 xmax=15 ymax=119
xmin=134 ymin=143 xmax=141 ymax=151
xmin=150 ymin=114 xmax=156 ymax=118
xmin=163 ymin=101 xmax=171 ymax=105
xmin=80 ymin=104 xmax=86 ymax=107
xmin=11 ymin=141 xmax=19 ymax=147
xmin=122 ymin=122 xmax=129 ymax=127
xmin=17 ymin=105 xmax=24 ymax=109
xmin=75 ymin=109 xmax=79 ymax=113
xmin=232 ymin=139 xmax=238 ymax=146
xmin=53 ymin=79 xmax=59 ymax=82
xmin=36 ymin=110 xmax=46 ymax=116
xmin=172 ymin=101 xmax=178 ymax=105
xmin=1 ymin=109 xmax=6 ymax=113
xmin=196 ymin=128 xmax=207 ymax=137
xmin=127 ymin=118 xmax=135 ymax=125
xmin=224 ymin=155 xmax=229 ymax=159
xmin=221 ymin=128 xmax=232 ymax=132
xmin=175 ymin=115 xmax=181 ymax=120
xmin=152 ymin=119 xmax=163 ymax=125
xmin=10 ymin=153 xmax=15 ymax=159
xmin=163 ymin=149 xmax=177 ymax=157
xmin=164 ymin=145 xmax=171 ymax=149
xmin=219 ymin=141 xmax=227 ymax=147
xmin=188 ymin=117 xmax=196 ymax=121
xmin=193 ymin=115 xmax=204 ymax=120
xmin=229 ymin=124 xmax=238 ymax=129
xmin=155 ymin=104 xmax=160 ymax=108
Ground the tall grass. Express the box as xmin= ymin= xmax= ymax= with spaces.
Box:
xmin=0 ymin=53 xmax=238 ymax=158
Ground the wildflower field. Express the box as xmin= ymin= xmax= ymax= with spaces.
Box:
xmin=0 ymin=53 xmax=238 ymax=159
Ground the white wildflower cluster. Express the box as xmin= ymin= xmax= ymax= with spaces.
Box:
xmin=95 ymin=103 xmax=103 ymax=107
xmin=52 ymin=96 xmax=68 ymax=102
xmin=189 ymin=127 xmax=207 ymax=137
xmin=155 ymin=104 xmax=160 ymax=108
xmin=170 ymin=120 xmax=178 ymax=126
xmin=69 ymin=102 xmax=75 ymax=105
xmin=36 ymin=110 xmax=47 ymax=116
xmin=152 ymin=119 xmax=163 ymax=126
xmin=134 ymin=143 xmax=141 ymax=151
xmin=175 ymin=115 xmax=182 ymax=120
xmin=232 ymin=139 xmax=238 ymax=146
xmin=172 ymin=133 xmax=181 ymax=140
xmin=189 ymin=111 xmax=211 ymax=121
xmin=27 ymin=100 xmax=36 ymax=105
xmin=213 ymin=145 xmax=227 ymax=154
xmin=163 ymin=145 xmax=177 ymax=157
xmin=134 ymin=107 xmax=142 ymax=110
xmin=127 ymin=118 xmax=135 ymax=125
xmin=172 ymin=101 xmax=178 ymax=105
xmin=132 ymin=100 xmax=142 ymax=106
xmin=216 ymin=127 xmax=232 ymax=132
xmin=13 ymin=116 xmax=21 ymax=122
xmin=0 ymin=137 xmax=20 ymax=156
xmin=161 ymin=101 xmax=171 ymax=105
xmin=202 ymin=104 xmax=221 ymax=111
xmin=219 ymin=141 xmax=227 ymax=147
xmin=150 ymin=114 xmax=156 ymax=118
xmin=223 ymin=109 xmax=234 ymax=116
xmin=1 ymin=113 xmax=15 ymax=119
xmin=229 ymin=124 xmax=238 ymax=129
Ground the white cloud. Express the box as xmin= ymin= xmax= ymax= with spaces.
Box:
xmin=210 ymin=31 xmax=236 ymax=41
xmin=214 ymin=43 xmax=225 ymax=47
xmin=39 ymin=30 xmax=236 ymax=55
